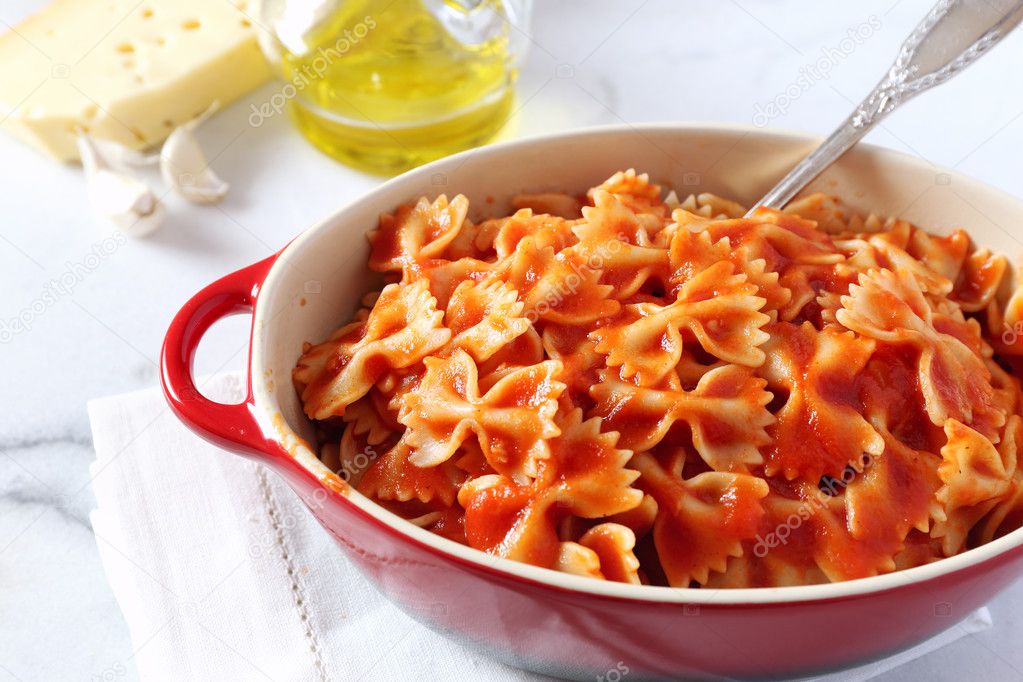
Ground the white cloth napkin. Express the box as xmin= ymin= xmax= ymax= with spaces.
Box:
xmin=88 ymin=373 xmax=992 ymax=682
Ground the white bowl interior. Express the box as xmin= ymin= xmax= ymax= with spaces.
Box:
xmin=250 ymin=123 xmax=1023 ymax=604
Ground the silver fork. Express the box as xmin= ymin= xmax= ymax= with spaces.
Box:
xmin=746 ymin=0 xmax=1023 ymax=216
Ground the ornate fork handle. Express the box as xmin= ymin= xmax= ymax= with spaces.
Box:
xmin=749 ymin=0 xmax=1023 ymax=215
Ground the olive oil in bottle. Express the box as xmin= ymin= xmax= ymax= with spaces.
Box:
xmin=275 ymin=0 xmax=524 ymax=174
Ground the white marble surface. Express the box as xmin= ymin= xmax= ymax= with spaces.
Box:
xmin=2 ymin=1 xmax=1023 ymax=680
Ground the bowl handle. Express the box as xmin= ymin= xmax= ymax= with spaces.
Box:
xmin=160 ymin=254 xmax=279 ymax=457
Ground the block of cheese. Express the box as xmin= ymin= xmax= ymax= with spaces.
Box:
xmin=0 ymin=0 xmax=272 ymax=161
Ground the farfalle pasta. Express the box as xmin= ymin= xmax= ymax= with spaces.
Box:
xmin=294 ymin=169 xmax=1023 ymax=588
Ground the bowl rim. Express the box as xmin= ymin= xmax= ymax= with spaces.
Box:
xmin=251 ymin=121 xmax=1023 ymax=605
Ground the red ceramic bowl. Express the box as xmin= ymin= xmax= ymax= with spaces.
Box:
xmin=162 ymin=124 xmax=1023 ymax=681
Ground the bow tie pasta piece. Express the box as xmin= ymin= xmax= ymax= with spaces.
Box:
xmin=415 ymin=507 xmax=467 ymax=544
xmin=295 ymin=280 xmax=451 ymax=420
xmin=575 ymin=189 xmax=654 ymax=244
xmin=656 ymin=194 xmax=742 ymax=249
xmin=741 ymin=481 xmax=907 ymax=583
xmin=554 ymin=541 xmax=604 ymax=579
xmin=972 ymin=416 xmax=1023 ymax=545
xmin=510 ymin=193 xmax=584 ymax=219
xmin=931 ymin=300 xmax=989 ymax=360
xmin=663 ymin=194 xmax=748 ymax=238
xmin=399 ymin=350 xmax=565 ymax=479
xmin=441 ymin=207 xmax=553 ymax=262
xmin=873 ymin=237 xmax=955 ymax=295
xmin=580 ymin=186 xmax=665 ymax=243
xmin=869 ymin=217 xmax=913 ymax=249
xmin=465 ymin=406 xmax=642 ymax=525
xmin=341 ymin=393 xmax=398 ymax=446
xmin=905 ymin=227 xmax=970 ymax=280
xmin=837 ymin=268 xmax=1005 ymax=440
xmin=782 ymin=193 xmax=859 ymax=234
xmin=456 ymin=409 xmax=642 ymax=571
xmin=440 ymin=215 xmax=485 ymax=260
xmin=491 ymin=208 xmax=579 ymax=259
xmin=994 ymin=272 xmax=1023 ymax=356
xmin=565 ymin=192 xmax=670 ymax=300
xmin=953 ymin=248 xmax=1007 ymax=312
xmin=459 ymin=474 xmax=632 ymax=572
xmin=368 ymin=195 xmax=469 ymax=273
xmin=446 ymin=438 xmax=496 ymax=478
xmin=832 ymin=237 xmax=881 ymax=275
xmin=334 ymin=420 xmax=402 ymax=487
xmin=704 ymin=556 xmax=819 ymax=589
xmin=808 ymin=493 xmax=905 ymax=581
xmin=443 ymin=280 xmax=531 ymax=362
xmin=976 ymin=476 xmax=1023 ymax=547
xmin=984 ymin=356 xmax=1022 ymax=419
xmin=930 ymin=419 xmax=1017 ymax=555
xmin=675 ymin=351 xmax=729 ymax=388
xmin=690 ymin=193 xmax=748 ymax=219
xmin=835 ymin=235 xmax=954 ymax=297
xmin=603 ymin=493 xmax=659 ymax=541
xmin=357 ymin=441 xmax=465 ymax=507
xmin=632 ymin=453 xmax=769 ymax=586
xmin=815 ymin=289 xmax=846 ymax=329
xmin=419 ymin=257 xmax=493 ymax=309
xmin=475 ymin=326 xmax=546 ymax=387
xmin=655 ymin=202 xmax=704 ymax=249
xmin=759 ymin=322 xmax=884 ymax=481
xmin=572 ymin=238 xmax=670 ymax=301
xmin=843 ymin=424 xmax=939 ymax=556
xmin=575 ymin=523 xmax=643 ymax=584
xmin=590 ymin=364 xmax=773 ymax=471
xmin=492 ymin=236 xmax=619 ymax=325
xmin=590 ymin=261 xmax=769 ymax=385
xmin=293 ymin=319 xmax=362 ymax=397
xmin=705 ymin=494 xmax=832 ymax=588
xmin=698 ymin=211 xmax=844 ymax=321
xmin=535 ymin=408 xmax=642 ymax=519
xmin=890 ymin=531 xmax=946 ymax=572
xmin=669 ymin=229 xmax=792 ymax=318
xmin=458 ymin=474 xmax=562 ymax=566
xmin=587 ymin=169 xmax=668 ymax=220
xmin=702 ymin=211 xmax=844 ymax=268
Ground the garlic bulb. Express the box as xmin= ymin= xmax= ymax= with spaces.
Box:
xmin=160 ymin=103 xmax=229 ymax=204
xmin=77 ymin=134 xmax=165 ymax=238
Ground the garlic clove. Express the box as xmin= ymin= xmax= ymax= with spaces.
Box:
xmin=160 ymin=103 xmax=229 ymax=205
xmin=77 ymin=134 xmax=165 ymax=238
xmin=89 ymin=135 xmax=161 ymax=168
xmin=88 ymin=169 xmax=166 ymax=237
